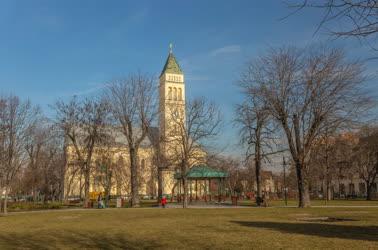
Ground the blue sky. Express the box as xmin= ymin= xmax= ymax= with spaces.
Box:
xmin=0 ymin=0 xmax=377 ymax=158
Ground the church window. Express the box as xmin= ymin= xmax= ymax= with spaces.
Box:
xmin=173 ymin=88 xmax=177 ymax=100
xmin=178 ymin=88 xmax=182 ymax=100
xmin=141 ymin=159 xmax=145 ymax=169
xmin=168 ymin=87 xmax=172 ymax=100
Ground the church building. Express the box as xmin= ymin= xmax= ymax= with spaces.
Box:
xmin=64 ymin=46 xmax=201 ymax=199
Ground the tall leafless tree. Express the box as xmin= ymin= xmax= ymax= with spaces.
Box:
xmin=54 ymin=96 xmax=109 ymax=207
xmin=235 ymin=98 xmax=272 ymax=206
xmin=105 ymin=73 xmax=157 ymax=207
xmin=165 ymin=98 xmax=221 ymax=208
xmin=24 ymin=121 xmax=65 ymax=203
xmin=354 ymin=125 xmax=378 ymax=200
xmin=245 ymin=46 xmax=370 ymax=207
xmin=148 ymin=127 xmax=166 ymax=203
xmin=0 ymin=95 xmax=40 ymax=214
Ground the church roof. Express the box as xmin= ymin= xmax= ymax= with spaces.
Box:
xmin=67 ymin=125 xmax=159 ymax=149
xmin=160 ymin=51 xmax=183 ymax=77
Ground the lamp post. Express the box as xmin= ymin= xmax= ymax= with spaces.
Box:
xmin=283 ymin=156 xmax=288 ymax=206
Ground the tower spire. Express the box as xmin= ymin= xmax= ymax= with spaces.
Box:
xmin=160 ymin=43 xmax=182 ymax=77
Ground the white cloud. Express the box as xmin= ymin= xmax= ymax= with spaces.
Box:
xmin=210 ymin=45 xmax=241 ymax=57
xmin=63 ymin=83 xmax=108 ymax=97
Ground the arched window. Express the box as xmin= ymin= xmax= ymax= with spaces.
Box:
xmin=178 ymin=88 xmax=182 ymax=100
xmin=168 ymin=87 xmax=172 ymax=100
xmin=173 ymin=88 xmax=177 ymax=100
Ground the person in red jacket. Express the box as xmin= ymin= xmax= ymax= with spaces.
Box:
xmin=161 ymin=195 xmax=167 ymax=208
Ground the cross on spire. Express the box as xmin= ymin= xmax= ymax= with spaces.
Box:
xmin=169 ymin=43 xmax=173 ymax=54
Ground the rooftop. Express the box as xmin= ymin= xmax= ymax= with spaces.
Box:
xmin=160 ymin=45 xmax=183 ymax=77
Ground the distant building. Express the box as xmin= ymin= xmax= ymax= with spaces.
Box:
xmin=315 ymin=174 xmax=378 ymax=199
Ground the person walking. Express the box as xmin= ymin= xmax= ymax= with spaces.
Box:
xmin=161 ymin=195 xmax=167 ymax=208
xmin=97 ymin=193 xmax=103 ymax=209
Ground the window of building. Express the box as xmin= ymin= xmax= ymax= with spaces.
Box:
xmin=168 ymin=87 xmax=172 ymax=100
xmin=178 ymin=88 xmax=182 ymax=100
xmin=173 ymin=88 xmax=177 ymax=100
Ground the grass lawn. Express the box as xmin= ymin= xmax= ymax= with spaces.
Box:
xmin=1 ymin=207 xmax=377 ymax=249
xmin=238 ymin=199 xmax=378 ymax=207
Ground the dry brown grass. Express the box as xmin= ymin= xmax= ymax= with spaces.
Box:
xmin=0 ymin=207 xmax=377 ymax=249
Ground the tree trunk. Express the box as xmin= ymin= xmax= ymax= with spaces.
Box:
xmin=295 ymin=161 xmax=311 ymax=208
xmin=326 ymin=181 xmax=331 ymax=201
xmin=255 ymin=156 xmax=262 ymax=206
xmin=366 ymin=181 xmax=372 ymax=201
xmin=182 ymin=178 xmax=188 ymax=208
xmin=130 ymin=147 xmax=140 ymax=207
xmin=0 ymin=186 xmax=2 ymax=213
xmin=83 ymin=166 xmax=90 ymax=208
xmin=3 ymin=187 xmax=8 ymax=215
xmin=157 ymin=167 xmax=163 ymax=203
xmin=33 ymin=186 xmax=37 ymax=203
xmin=107 ymin=170 xmax=112 ymax=207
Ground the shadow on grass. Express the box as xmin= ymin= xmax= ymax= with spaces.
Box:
xmin=0 ymin=231 xmax=161 ymax=249
xmin=231 ymin=221 xmax=378 ymax=242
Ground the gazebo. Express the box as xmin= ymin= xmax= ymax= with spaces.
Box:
xmin=174 ymin=165 xmax=228 ymax=203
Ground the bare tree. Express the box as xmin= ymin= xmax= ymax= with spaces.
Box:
xmin=0 ymin=95 xmax=39 ymax=214
xmin=148 ymin=127 xmax=166 ymax=203
xmin=307 ymin=126 xmax=340 ymax=201
xmin=95 ymin=154 xmax=115 ymax=207
xmin=208 ymin=155 xmax=244 ymax=196
xmin=24 ymin=122 xmax=65 ymax=203
xmin=105 ymin=73 xmax=157 ymax=207
xmin=165 ymin=98 xmax=221 ymax=208
xmin=24 ymin=120 xmax=47 ymax=202
xmin=235 ymin=100 xmax=272 ymax=206
xmin=354 ymin=125 xmax=378 ymax=200
xmin=236 ymin=66 xmax=281 ymax=206
xmin=54 ymin=96 xmax=109 ymax=207
xmin=287 ymin=1 xmax=378 ymax=49
xmin=245 ymin=46 xmax=369 ymax=207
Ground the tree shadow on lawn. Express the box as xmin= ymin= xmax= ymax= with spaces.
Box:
xmin=0 ymin=231 xmax=161 ymax=249
xmin=231 ymin=221 xmax=378 ymax=242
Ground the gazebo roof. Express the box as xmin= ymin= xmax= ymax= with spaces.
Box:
xmin=174 ymin=165 xmax=228 ymax=179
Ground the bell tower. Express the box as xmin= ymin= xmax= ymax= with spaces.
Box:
xmin=159 ymin=44 xmax=185 ymax=195
xmin=159 ymin=44 xmax=185 ymax=142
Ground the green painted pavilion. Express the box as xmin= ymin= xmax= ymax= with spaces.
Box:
xmin=174 ymin=165 xmax=228 ymax=202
